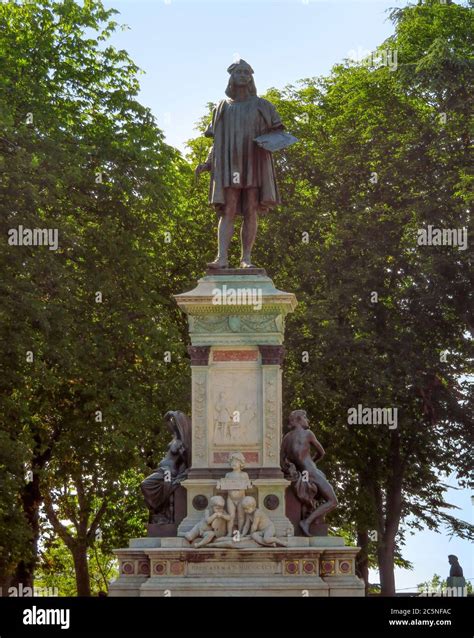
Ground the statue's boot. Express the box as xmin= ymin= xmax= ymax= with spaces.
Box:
xmin=299 ymin=519 xmax=311 ymax=537
xmin=207 ymin=257 xmax=229 ymax=269
xmin=240 ymin=257 xmax=256 ymax=268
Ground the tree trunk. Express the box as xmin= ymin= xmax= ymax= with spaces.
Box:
xmin=372 ymin=430 xmax=403 ymax=597
xmin=379 ymin=430 xmax=403 ymax=596
xmin=378 ymin=538 xmax=396 ymax=596
xmin=43 ymin=484 xmax=107 ymax=598
xmin=14 ymin=473 xmax=42 ymax=589
xmin=72 ymin=545 xmax=91 ymax=597
xmin=356 ymin=530 xmax=369 ymax=594
xmin=14 ymin=432 xmax=59 ymax=591
xmin=12 ymin=560 xmax=34 ymax=591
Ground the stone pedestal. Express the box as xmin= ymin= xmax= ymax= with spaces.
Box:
xmin=446 ymin=576 xmax=467 ymax=596
xmin=174 ymin=271 xmax=296 ymax=536
xmin=146 ymin=486 xmax=187 ymax=537
xmin=109 ymin=537 xmax=364 ymax=597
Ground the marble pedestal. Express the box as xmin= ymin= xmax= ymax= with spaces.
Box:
xmin=174 ymin=271 xmax=296 ymax=537
xmin=109 ymin=536 xmax=365 ymax=597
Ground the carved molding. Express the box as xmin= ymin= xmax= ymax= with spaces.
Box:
xmin=212 ymin=350 xmax=258 ymax=362
xmin=189 ymin=315 xmax=283 ymax=335
xmin=263 ymin=371 xmax=278 ymax=462
xmin=193 ymin=370 xmax=207 ymax=462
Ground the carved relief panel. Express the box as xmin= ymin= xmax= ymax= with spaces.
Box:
xmin=208 ymin=348 xmax=262 ymax=466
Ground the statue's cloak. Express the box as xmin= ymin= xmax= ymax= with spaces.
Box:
xmin=205 ymin=96 xmax=284 ymax=214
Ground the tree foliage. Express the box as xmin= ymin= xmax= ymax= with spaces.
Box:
xmin=0 ymin=0 xmax=190 ymax=594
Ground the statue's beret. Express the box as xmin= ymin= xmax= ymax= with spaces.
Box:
xmin=227 ymin=59 xmax=254 ymax=74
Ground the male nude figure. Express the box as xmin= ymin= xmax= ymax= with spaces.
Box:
xmin=280 ymin=409 xmax=338 ymax=536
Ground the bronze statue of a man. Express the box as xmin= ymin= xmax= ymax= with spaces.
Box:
xmin=195 ymin=59 xmax=285 ymax=269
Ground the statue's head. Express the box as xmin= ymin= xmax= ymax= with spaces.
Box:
xmin=448 ymin=555 xmax=459 ymax=565
xmin=229 ymin=451 xmax=245 ymax=470
xmin=242 ymin=496 xmax=257 ymax=514
xmin=288 ymin=409 xmax=309 ymax=429
xmin=225 ymin=59 xmax=257 ymax=99
xmin=209 ymin=495 xmax=225 ymax=512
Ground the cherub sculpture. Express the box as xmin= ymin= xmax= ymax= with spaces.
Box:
xmin=184 ymin=496 xmax=230 ymax=548
xmin=241 ymin=496 xmax=287 ymax=547
xmin=222 ymin=452 xmax=251 ymax=535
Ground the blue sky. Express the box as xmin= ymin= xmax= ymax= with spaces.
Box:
xmin=101 ymin=0 xmax=472 ymax=592
xmin=103 ymin=0 xmax=402 ymax=152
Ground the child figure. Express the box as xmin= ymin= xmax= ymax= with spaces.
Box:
xmin=184 ymin=495 xmax=230 ymax=548
xmin=241 ymin=496 xmax=287 ymax=547
xmin=225 ymin=452 xmax=251 ymax=535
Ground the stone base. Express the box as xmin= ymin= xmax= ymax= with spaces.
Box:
xmin=447 ymin=576 xmax=466 ymax=587
xmin=285 ymin=488 xmax=328 ymax=536
xmin=205 ymin=267 xmax=267 ymax=276
xmin=146 ymin=523 xmax=177 ymax=537
xmin=145 ymin=485 xmax=187 ymax=537
xmin=109 ymin=537 xmax=365 ymax=597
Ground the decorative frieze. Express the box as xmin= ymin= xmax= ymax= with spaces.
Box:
xmin=192 ymin=369 xmax=208 ymax=464
xmin=212 ymin=349 xmax=258 ymax=361
xmin=262 ymin=368 xmax=280 ymax=465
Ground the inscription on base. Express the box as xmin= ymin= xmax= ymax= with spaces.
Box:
xmin=188 ymin=562 xmax=279 ymax=575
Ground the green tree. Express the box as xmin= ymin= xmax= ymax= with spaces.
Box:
xmin=0 ymin=430 xmax=32 ymax=590
xmin=0 ymin=0 xmax=190 ymax=595
xmin=35 ymin=533 xmax=118 ymax=596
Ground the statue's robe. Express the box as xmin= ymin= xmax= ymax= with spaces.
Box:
xmin=205 ymin=96 xmax=284 ymax=214
xmin=141 ymin=455 xmax=187 ymax=522
xmin=449 ymin=562 xmax=464 ymax=578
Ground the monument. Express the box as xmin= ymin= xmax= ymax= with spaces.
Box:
xmin=109 ymin=60 xmax=364 ymax=597
xmin=446 ymin=555 xmax=466 ymax=595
